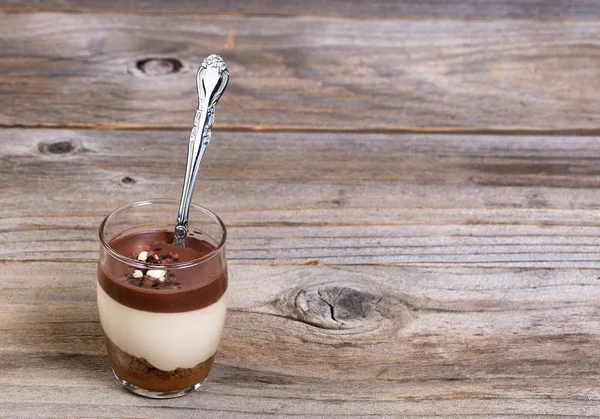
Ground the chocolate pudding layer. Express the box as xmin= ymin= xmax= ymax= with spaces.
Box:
xmin=106 ymin=337 xmax=214 ymax=392
xmin=98 ymin=230 xmax=227 ymax=313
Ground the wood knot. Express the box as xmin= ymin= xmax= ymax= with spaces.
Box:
xmin=38 ymin=141 xmax=75 ymax=154
xmin=290 ymin=285 xmax=409 ymax=331
xmin=135 ymin=58 xmax=183 ymax=76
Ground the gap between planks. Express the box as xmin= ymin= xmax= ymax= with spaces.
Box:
xmin=4 ymin=260 xmax=600 ymax=270
xmin=1 ymin=124 xmax=600 ymax=137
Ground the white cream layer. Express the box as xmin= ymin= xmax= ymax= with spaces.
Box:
xmin=97 ymin=283 xmax=226 ymax=371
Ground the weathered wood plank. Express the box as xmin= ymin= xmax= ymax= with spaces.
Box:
xmin=9 ymin=215 xmax=600 ymax=267
xmin=1 ymin=378 xmax=599 ymax=418
xmin=3 ymin=130 xmax=600 ymax=267
xmin=3 ymin=0 xmax=600 ymax=20
xmin=1 ymin=262 xmax=600 ymax=417
xmin=0 ymin=13 xmax=599 ymax=131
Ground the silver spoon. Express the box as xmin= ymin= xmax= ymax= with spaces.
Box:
xmin=173 ymin=54 xmax=229 ymax=247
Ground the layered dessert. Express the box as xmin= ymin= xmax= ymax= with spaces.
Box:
xmin=97 ymin=230 xmax=227 ymax=394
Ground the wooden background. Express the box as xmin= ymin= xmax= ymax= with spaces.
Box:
xmin=1 ymin=1 xmax=600 ymax=417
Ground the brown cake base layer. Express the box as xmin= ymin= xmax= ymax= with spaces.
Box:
xmin=106 ymin=337 xmax=214 ymax=392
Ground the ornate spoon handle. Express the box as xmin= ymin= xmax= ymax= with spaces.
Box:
xmin=173 ymin=54 xmax=229 ymax=247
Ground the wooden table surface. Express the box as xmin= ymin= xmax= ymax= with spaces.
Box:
xmin=1 ymin=1 xmax=600 ymax=417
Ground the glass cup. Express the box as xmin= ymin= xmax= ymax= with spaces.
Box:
xmin=98 ymin=199 xmax=228 ymax=398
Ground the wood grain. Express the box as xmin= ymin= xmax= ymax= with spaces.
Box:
xmin=3 ymin=2 xmax=600 ymax=416
xmin=3 ymin=129 xmax=600 ymax=416
xmin=1 ymin=261 xmax=600 ymax=417
xmin=3 ymin=0 xmax=600 ymax=20
xmin=0 ymin=13 xmax=599 ymax=131
xmin=3 ymin=129 xmax=600 ymax=268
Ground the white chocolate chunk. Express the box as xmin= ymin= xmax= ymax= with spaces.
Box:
xmin=132 ymin=270 xmax=143 ymax=279
xmin=146 ymin=269 xmax=166 ymax=280
xmin=137 ymin=251 xmax=148 ymax=261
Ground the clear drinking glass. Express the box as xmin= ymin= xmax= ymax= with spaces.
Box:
xmin=98 ymin=199 xmax=228 ymax=398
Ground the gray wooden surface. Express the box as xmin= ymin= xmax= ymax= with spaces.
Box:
xmin=3 ymin=0 xmax=600 ymax=19
xmin=1 ymin=1 xmax=600 ymax=418
xmin=1 ymin=13 xmax=599 ymax=132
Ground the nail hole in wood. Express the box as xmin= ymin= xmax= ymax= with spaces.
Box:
xmin=135 ymin=58 xmax=183 ymax=76
xmin=38 ymin=141 xmax=75 ymax=154
xmin=120 ymin=176 xmax=136 ymax=185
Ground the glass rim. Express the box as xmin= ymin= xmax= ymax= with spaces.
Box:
xmin=99 ymin=198 xmax=227 ymax=269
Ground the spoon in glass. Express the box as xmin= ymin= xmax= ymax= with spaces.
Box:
xmin=173 ymin=54 xmax=229 ymax=247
